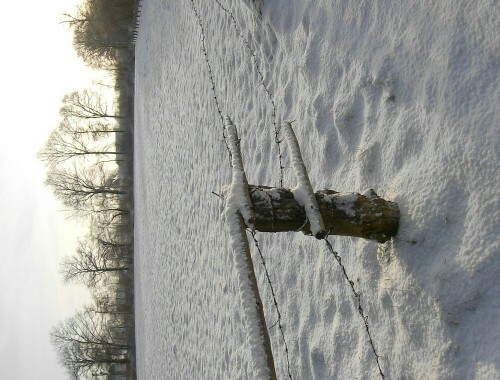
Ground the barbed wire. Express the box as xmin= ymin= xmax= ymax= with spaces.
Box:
xmin=249 ymin=230 xmax=293 ymax=380
xmin=214 ymin=0 xmax=284 ymax=188
xmin=324 ymin=238 xmax=386 ymax=379
xmin=189 ymin=2 xmax=386 ymax=379
xmin=189 ymin=2 xmax=291 ymax=378
xmin=211 ymin=3 xmax=294 ymax=377
xmin=189 ymin=0 xmax=232 ymax=163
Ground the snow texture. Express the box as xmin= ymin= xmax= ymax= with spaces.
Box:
xmin=283 ymin=122 xmax=326 ymax=239
xmin=134 ymin=1 xmax=499 ymax=379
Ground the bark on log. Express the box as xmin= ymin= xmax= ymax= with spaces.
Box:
xmin=248 ymin=185 xmax=399 ymax=243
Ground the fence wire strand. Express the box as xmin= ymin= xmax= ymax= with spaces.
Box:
xmin=189 ymin=1 xmax=291 ymax=378
xmin=189 ymin=2 xmax=386 ymax=379
xmin=214 ymin=0 xmax=284 ymax=188
xmin=324 ymin=238 xmax=386 ymax=379
xmin=189 ymin=0 xmax=232 ymax=163
xmin=250 ymin=230 xmax=293 ymax=380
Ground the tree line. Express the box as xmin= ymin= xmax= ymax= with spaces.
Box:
xmin=40 ymin=0 xmax=139 ymax=379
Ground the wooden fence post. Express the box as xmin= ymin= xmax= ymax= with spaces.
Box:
xmin=224 ymin=117 xmax=277 ymax=380
xmin=222 ymin=117 xmax=399 ymax=378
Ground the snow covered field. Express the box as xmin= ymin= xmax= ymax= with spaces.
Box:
xmin=133 ymin=1 xmax=499 ymax=378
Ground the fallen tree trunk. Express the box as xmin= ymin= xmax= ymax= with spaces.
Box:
xmin=248 ymin=185 xmax=399 ymax=243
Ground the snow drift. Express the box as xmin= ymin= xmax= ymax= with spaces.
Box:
xmin=134 ymin=1 xmax=499 ymax=378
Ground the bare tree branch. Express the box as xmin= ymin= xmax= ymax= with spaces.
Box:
xmin=61 ymin=238 xmax=129 ymax=288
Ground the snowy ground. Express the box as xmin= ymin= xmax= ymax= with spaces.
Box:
xmin=134 ymin=1 xmax=499 ymax=379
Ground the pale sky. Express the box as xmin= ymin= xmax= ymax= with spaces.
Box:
xmin=0 ymin=1 xmax=102 ymax=378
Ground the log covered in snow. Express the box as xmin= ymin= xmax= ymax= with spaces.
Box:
xmin=222 ymin=117 xmax=277 ymax=380
xmin=248 ymin=185 xmax=399 ymax=243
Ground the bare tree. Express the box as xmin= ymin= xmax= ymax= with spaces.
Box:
xmin=73 ymin=35 xmax=130 ymax=70
xmin=89 ymin=210 xmax=132 ymax=241
xmin=89 ymin=224 xmax=131 ymax=262
xmin=60 ymin=2 xmax=93 ymax=29
xmin=45 ymin=164 xmax=125 ymax=214
xmin=60 ymin=89 xmax=124 ymax=121
xmin=61 ymin=238 xmax=129 ymax=288
xmin=63 ymin=177 xmax=130 ymax=221
xmin=50 ymin=308 xmax=131 ymax=378
xmin=59 ymin=117 xmax=126 ymax=140
xmin=38 ymin=120 xmax=125 ymax=168
xmin=68 ymin=0 xmax=134 ymax=69
xmin=72 ymin=202 xmax=130 ymax=223
xmin=89 ymin=292 xmax=132 ymax=316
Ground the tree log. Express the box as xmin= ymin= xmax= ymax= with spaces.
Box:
xmin=224 ymin=118 xmax=277 ymax=380
xmin=248 ymin=185 xmax=399 ymax=243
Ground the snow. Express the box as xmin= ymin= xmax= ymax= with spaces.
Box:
xmin=332 ymin=193 xmax=359 ymax=218
xmin=134 ymin=1 xmax=499 ymax=379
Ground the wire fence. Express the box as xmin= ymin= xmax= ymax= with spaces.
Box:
xmin=324 ymin=238 xmax=385 ymax=379
xmin=131 ymin=0 xmax=144 ymax=45
xmin=189 ymin=1 xmax=290 ymax=378
xmin=187 ymin=1 xmax=386 ymax=379
xmin=214 ymin=0 xmax=284 ymax=188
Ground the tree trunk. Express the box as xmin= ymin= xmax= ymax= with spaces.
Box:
xmin=248 ymin=185 xmax=399 ymax=243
